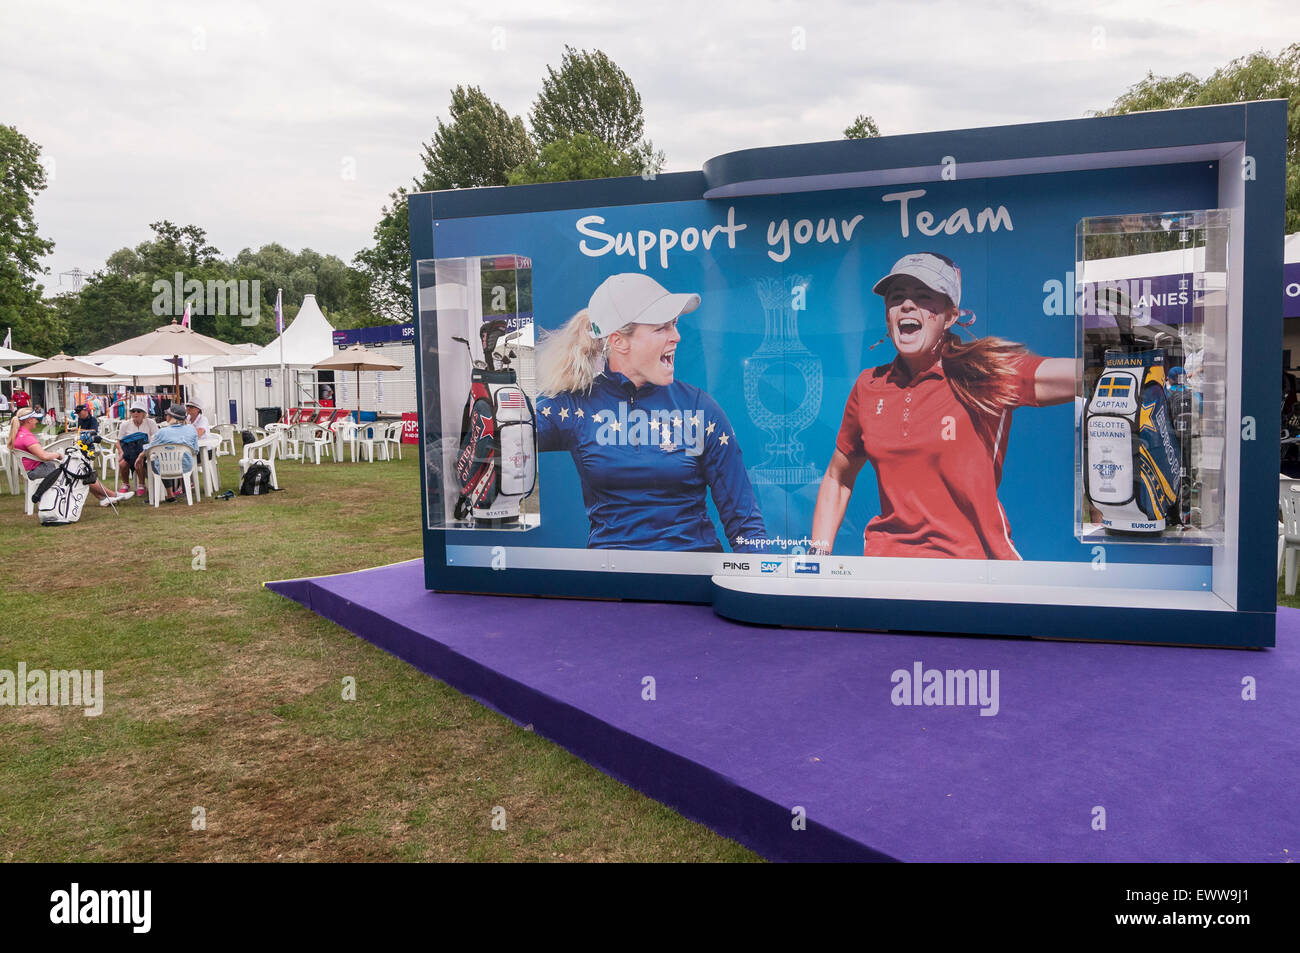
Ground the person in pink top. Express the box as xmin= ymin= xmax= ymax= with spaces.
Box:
xmin=8 ymin=407 xmax=117 ymax=507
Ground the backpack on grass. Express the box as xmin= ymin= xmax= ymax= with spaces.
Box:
xmin=239 ymin=461 xmax=276 ymax=496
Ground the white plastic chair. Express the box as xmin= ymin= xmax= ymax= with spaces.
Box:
xmin=382 ymin=421 xmax=403 ymax=460
xmin=97 ymin=436 xmax=118 ymax=482
xmin=354 ymin=422 xmax=384 ymax=462
xmin=238 ymin=434 xmax=280 ymax=490
xmin=267 ymin=423 xmax=300 ymax=460
xmin=1279 ymin=482 xmax=1300 ymax=595
xmin=300 ymin=426 xmax=333 ymax=465
xmin=143 ymin=445 xmax=198 ymax=507
xmin=0 ymin=445 xmax=18 ymax=496
xmin=214 ymin=425 xmax=237 ymax=457
xmin=13 ymin=447 xmax=55 ymax=516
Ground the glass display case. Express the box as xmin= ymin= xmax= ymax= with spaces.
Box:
xmin=416 ymin=254 xmax=539 ymax=531
xmin=1076 ymin=209 xmax=1230 ymax=545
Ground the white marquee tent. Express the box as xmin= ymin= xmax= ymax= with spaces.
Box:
xmin=213 ymin=294 xmax=336 ymax=428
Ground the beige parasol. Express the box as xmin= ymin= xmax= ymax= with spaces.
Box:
xmin=17 ymin=353 xmax=115 ymax=423
xmin=0 ymin=344 xmax=42 ymax=367
xmin=312 ymin=344 xmax=403 ymax=423
xmin=89 ymin=321 xmax=242 ymax=405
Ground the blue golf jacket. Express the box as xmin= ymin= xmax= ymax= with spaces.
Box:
xmin=536 ymin=371 xmax=767 ymax=552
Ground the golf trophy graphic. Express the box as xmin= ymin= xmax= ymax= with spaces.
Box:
xmin=743 ymin=275 xmax=823 ymax=487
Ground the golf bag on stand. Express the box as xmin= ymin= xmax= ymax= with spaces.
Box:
xmin=31 ymin=432 xmax=102 ymax=526
xmin=1084 ymin=287 xmax=1183 ymax=534
xmin=452 ymin=319 xmax=537 ymax=526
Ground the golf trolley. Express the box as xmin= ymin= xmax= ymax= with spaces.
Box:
xmin=451 ymin=319 xmax=537 ymax=526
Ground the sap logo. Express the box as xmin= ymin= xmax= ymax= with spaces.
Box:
xmin=722 ymin=561 xmax=750 ymax=571
xmin=760 ymin=561 xmax=782 ymax=574
xmin=794 ymin=561 xmax=821 ymax=575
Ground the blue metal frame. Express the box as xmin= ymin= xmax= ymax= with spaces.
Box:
xmin=410 ymin=102 xmax=1286 ymax=647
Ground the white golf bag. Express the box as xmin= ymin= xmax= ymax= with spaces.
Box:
xmin=32 ymin=437 xmax=99 ymax=526
xmin=452 ymin=319 xmax=537 ymax=526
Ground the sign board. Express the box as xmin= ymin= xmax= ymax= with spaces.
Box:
xmin=410 ymin=102 xmax=1286 ymax=647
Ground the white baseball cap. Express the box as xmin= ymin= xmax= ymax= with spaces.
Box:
xmin=873 ymin=252 xmax=962 ymax=309
xmin=586 ymin=273 xmax=701 ymax=339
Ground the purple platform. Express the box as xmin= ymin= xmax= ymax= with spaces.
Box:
xmin=268 ymin=560 xmax=1299 ymax=862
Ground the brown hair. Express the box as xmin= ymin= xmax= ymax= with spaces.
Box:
xmin=940 ymin=332 xmax=1028 ymax=416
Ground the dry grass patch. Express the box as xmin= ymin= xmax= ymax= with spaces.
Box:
xmin=0 ymin=450 xmax=757 ymax=862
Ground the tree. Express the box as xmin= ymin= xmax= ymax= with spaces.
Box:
xmin=355 ymin=54 xmax=663 ymax=323
xmin=18 ymin=294 xmax=69 ymax=356
xmin=844 ymin=114 xmax=881 ymax=139
xmin=60 ymin=271 xmax=155 ymax=354
xmin=507 ymin=132 xmax=644 ymax=185
xmin=353 ymin=86 xmax=534 ymax=323
xmin=530 ymin=46 xmax=647 ymax=152
xmin=1096 ymin=43 xmax=1300 ymax=232
xmin=0 ymin=124 xmax=56 ymax=355
xmin=352 ymin=195 xmax=411 ymax=324
xmin=419 ymin=85 xmax=535 ymax=191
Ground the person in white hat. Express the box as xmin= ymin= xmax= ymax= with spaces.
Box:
xmin=115 ymin=400 xmax=159 ymax=498
xmin=183 ymin=399 xmax=210 ymax=440
xmin=810 ymin=251 xmax=1073 ymax=560
xmin=533 ymin=273 xmax=767 ymax=552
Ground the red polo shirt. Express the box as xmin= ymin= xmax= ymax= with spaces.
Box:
xmin=835 ymin=353 xmax=1044 ymax=559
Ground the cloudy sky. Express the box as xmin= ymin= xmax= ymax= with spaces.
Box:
xmin=2 ymin=0 xmax=1296 ymax=291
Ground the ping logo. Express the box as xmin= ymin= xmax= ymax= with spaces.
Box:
xmin=722 ymin=561 xmax=750 ymax=571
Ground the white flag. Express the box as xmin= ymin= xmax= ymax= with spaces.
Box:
xmin=2 ymin=327 xmax=10 ymax=349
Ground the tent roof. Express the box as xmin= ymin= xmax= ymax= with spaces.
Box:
xmin=214 ymin=295 xmax=335 ymax=370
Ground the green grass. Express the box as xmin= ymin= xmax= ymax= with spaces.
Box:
xmin=0 ymin=447 xmax=757 ymax=862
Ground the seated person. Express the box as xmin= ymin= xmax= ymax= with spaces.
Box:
xmin=8 ymin=407 xmax=117 ymax=507
xmin=144 ymin=404 xmax=199 ymax=502
xmin=184 ymin=399 xmax=210 ymax=439
xmin=116 ymin=400 xmax=158 ymax=498
xmin=73 ymin=403 xmax=99 ymax=434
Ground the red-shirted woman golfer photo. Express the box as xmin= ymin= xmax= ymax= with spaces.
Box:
xmin=811 ymin=252 xmax=1075 ymax=559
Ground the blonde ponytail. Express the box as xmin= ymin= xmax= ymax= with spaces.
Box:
xmin=536 ymin=309 xmax=632 ymax=396
xmin=8 ymin=412 xmax=26 ymax=452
